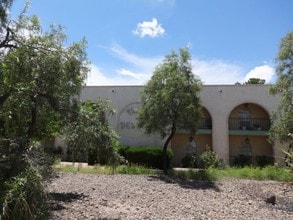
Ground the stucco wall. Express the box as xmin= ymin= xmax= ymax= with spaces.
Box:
xmin=171 ymin=133 xmax=212 ymax=166
xmin=80 ymin=86 xmax=164 ymax=147
xmin=199 ymin=85 xmax=280 ymax=163
xmin=80 ymin=85 xmax=282 ymax=165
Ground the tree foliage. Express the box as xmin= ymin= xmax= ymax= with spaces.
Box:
xmin=269 ymin=31 xmax=293 ymax=167
xmin=244 ymin=78 xmax=266 ymax=84
xmin=137 ymin=48 xmax=202 ymax=174
xmin=62 ymin=99 xmax=121 ymax=166
xmin=269 ymin=31 xmax=293 ymax=143
xmin=0 ymin=0 xmax=13 ymax=24
xmin=0 ymin=0 xmax=20 ymax=51
xmin=0 ymin=7 xmax=89 ymax=218
xmin=0 ymin=22 xmax=88 ymax=141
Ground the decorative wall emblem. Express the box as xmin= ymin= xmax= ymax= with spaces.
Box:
xmin=118 ymin=102 xmax=140 ymax=131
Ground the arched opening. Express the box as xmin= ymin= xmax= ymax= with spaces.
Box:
xmin=228 ymin=103 xmax=273 ymax=166
xmin=229 ymin=103 xmax=270 ymax=131
xmin=171 ymin=107 xmax=212 ymax=167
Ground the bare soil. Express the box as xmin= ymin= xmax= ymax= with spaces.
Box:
xmin=47 ymin=172 xmax=293 ymax=220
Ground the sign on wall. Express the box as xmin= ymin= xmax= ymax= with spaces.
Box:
xmin=118 ymin=102 xmax=140 ymax=131
xmin=117 ymin=102 xmax=164 ymax=147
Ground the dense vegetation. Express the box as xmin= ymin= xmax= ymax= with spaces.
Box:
xmin=269 ymin=31 xmax=293 ymax=170
xmin=117 ymin=146 xmax=173 ymax=169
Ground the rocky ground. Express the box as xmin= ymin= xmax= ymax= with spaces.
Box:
xmin=47 ymin=172 xmax=293 ymax=220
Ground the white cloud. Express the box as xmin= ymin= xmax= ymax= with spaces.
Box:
xmin=116 ymin=68 xmax=150 ymax=81
xmin=132 ymin=18 xmax=165 ymax=38
xmin=192 ymin=59 xmax=244 ymax=84
xmin=85 ymin=64 xmax=109 ymax=85
xmin=110 ymin=44 xmax=162 ymax=72
xmin=243 ymin=65 xmax=275 ymax=83
xmin=85 ymin=44 xmax=276 ymax=86
xmin=85 ymin=45 xmax=162 ymax=85
xmin=85 ymin=64 xmax=148 ymax=85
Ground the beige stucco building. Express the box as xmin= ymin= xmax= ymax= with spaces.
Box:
xmin=79 ymin=85 xmax=284 ymax=167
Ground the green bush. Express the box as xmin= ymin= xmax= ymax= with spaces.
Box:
xmin=181 ymin=154 xmax=197 ymax=168
xmin=66 ymin=145 xmax=87 ymax=163
xmin=116 ymin=146 xmax=129 ymax=161
xmin=255 ymin=155 xmax=274 ymax=167
xmin=233 ymin=154 xmax=252 ymax=167
xmin=1 ymin=168 xmax=48 ymax=220
xmin=68 ymin=144 xmax=121 ymax=167
xmin=0 ymin=139 xmax=28 ymax=181
xmin=200 ymin=149 xmax=223 ymax=169
xmin=87 ymin=146 xmax=97 ymax=165
xmin=283 ymin=147 xmax=293 ymax=171
xmin=0 ymin=140 xmax=54 ymax=219
xmin=117 ymin=146 xmax=173 ymax=170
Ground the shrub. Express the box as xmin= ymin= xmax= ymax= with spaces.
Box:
xmin=255 ymin=155 xmax=274 ymax=167
xmin=68 ymin=143 xmax=122 ymax=167
xmin=0 ymin=140 xmax=54 ymax=219
xmin=117 ymin=146 xmax=173 ymax=170
xmin=200 ymin=148 xmax=223 ymax=169
xmin=116 ymin=146 xmax=129 ymax=161
xmin=233 ymin=154 xmax=251 ymax=167
xmin=283 ymin=146 xmax=293 ymax=171
xmin=1 ymin=168 xmax=48 ymax=220
xmin=181 ymin=154 xmax=197 ymax=168
xmin=0 ymin=139 xmax=27 ymax=181
xmin=66 ymin=145 xmax=87 ymax=163
xmin=87 ymin=146 xmax=97 ymax=165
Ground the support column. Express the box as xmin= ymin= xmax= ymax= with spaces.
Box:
xmin=212 ymin=115 xmax=230 ymax=164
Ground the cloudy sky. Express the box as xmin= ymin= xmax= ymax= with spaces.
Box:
xmin=11 ymin=0 xmax=293 ymax=85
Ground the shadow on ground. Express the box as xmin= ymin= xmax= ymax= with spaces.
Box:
xmin=148 ymin=171 xmax=220 ymax=192
xmin=49 ymin=192 xmax=88 ymax=211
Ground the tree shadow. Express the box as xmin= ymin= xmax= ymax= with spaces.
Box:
xmin=48 ymin=192 xmax=88 ymax=211
xmin=148 ymin=169 xmax=221 ymax=192
xmin=273 ymin=196 xmax=293 ymax=213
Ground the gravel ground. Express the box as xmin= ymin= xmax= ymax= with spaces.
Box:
xmin=47 ymin=172 xmax=293 ymax=220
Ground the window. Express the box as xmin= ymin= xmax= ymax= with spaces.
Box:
xmin=239 ymin=107 xmax=251 ymax=130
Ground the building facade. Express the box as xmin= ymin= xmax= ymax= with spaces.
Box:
xmin=79 ymin=85 xmax=283 ymax=167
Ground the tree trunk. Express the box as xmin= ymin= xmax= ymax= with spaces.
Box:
xmin=162 ymin=129 xmax=176 ymax=175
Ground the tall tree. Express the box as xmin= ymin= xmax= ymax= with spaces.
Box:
xmin=137 ymin=48 xmax=202 ymax=174
xmin=269 ymin=31 xmax=293 ymax=166
xmin=62 ymin=99 xmax=120 ymax=166
xmin=0 ymin=13 xmax=89 ymax=218
xmin=0 ymin=17 xmax=89 ymax=141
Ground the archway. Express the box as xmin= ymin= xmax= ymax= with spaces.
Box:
xmin=171 ymin=107 xmax=212 ymax=167
xmin=228 ymin=103 xmax=273 ymax=166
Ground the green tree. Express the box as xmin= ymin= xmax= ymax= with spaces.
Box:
xmin=0 ymin=0 xmax=19 ymax=51
xmin=0 ymin=13 xmax=89 ymax=218
xmin=244 ymin=78 xmax=266 ymax=84
xmin=62 ymin=99 xmax=121 ymax=166
xmin=0 ymin=17 xmax=88 ymax=140
xmin=269 ymin=31 xmax=293 ymax=168
xmin=0 ymin=0 xmax=13 ymax=25
xmin=137 ymin=48 xmax=202 ymax=174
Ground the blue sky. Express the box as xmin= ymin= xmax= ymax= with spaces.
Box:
xmin=11 ymin=0 xmax=293 ymax=85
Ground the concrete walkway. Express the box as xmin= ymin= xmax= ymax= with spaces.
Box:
xmin=57 ymin=162 xmax=199 ymax=172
